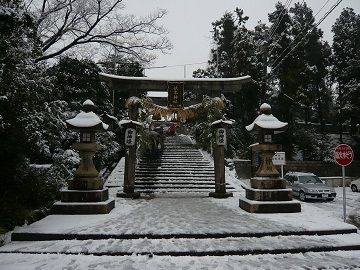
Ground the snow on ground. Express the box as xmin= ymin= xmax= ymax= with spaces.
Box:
xmin=1 ymin=251 xmax=360 ymax=270
xmin=2 ymin=233 xmax=360 ymax=255
xmin=9 ymin=154 xmax=357 ymax=237
xmin=104 ymin=157 xmax=124 ymax=188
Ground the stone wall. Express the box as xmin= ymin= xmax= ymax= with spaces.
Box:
xmin=233 ymin=159 xmax=252 ymax=179
xmin=233 ymin=159 xmax=360 ymax=180
xmin=282 ymin=161 xmax=360 ymax=177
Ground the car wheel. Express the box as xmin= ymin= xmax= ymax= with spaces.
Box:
xmin=351 ymin=184 xmax=358 ymax=192
xmin=299 ymin=191 xmax=306 ymax=201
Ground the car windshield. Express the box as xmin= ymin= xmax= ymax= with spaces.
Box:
xmin=298 ymin=175 xmax=323 ymax=184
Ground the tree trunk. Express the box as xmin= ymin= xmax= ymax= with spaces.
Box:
xmin=338 ymin=84 xmax=343 ymax=142
xmin=316 ymin=86 xmax=325 ymax=133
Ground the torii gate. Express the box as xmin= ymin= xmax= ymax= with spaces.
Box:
xmin=99 ymin=73 xmax=252 ymax=198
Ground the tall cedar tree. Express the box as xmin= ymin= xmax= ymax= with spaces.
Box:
xmin=0 ymin=0 xmax=53 ymax=229
xmin=332 ymin=8 xmax=360 ymax=139
xmin=289 ymin=2 xmax=332 ymax=131
xmin=268 ymin=2 xmax=296 ymax=124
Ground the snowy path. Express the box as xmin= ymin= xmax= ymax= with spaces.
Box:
xmin=1 ymin=251 xmax=360 ymax=270
xmin=2 ymin=233 xmax=360 ymax=256
xmin=9 ymin=192 xmax=356 ymax=238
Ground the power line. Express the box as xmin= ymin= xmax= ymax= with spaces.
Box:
xmin=314 ymin=0 xmax=332 ymax=18
xmin=270 ymin=0 xmax=343 ymax=73
xmin=268 ymin=0 xmax=293 ymax=39
xmin=267 ymin=0 xmax=312 ymax=59
xmin=267 ymin=0 xmax=332 ymax=59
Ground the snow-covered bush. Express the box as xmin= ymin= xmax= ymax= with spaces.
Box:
xmin=47 ymin=149 xmax=80 ymax=189
xmin=291 ymin=125 xmax=333 ymax=161
xmin=22 ymin=100 xmax=78 ymax=162
xmin=95 ymin=131 xmax=122 ymax=170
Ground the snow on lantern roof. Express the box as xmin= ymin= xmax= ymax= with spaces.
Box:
xmin=119 ymin=119 xmax=143 ymax=127
xmin=260 ymin=103 xmax=271 ymax=112
xmin=210 ymin=119 xmax=234 ymax=127
xmin=83 ymin=99 xmax=94 ymax=106
xmin=66 ymin=111 xmax=108 ymax=130
xmin=66 ymin=100 xmax=108 ymax=130
xmin=246 ymin=103 xmax=287 ymax=132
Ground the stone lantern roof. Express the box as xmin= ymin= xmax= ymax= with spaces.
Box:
xmin=210 ymin=119 xmax=234 ymax=127
xmin=66 ymin=99 xmax=109 ymax=130
xmin=245 ymin=103 xmax=287 ymax=133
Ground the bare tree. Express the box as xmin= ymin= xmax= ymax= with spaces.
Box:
xmin=25 ymin=0 xmax=172 ymax=62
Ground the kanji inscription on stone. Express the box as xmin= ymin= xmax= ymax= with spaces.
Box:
xmin=125 ymin=128 xmax=136 ymax=146
xmin=216 ymin=128 xmax=226 ymax=146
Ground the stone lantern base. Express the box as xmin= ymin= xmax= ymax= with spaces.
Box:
xmin=52 ymin=143 xmax=115 ymax=215
xmin=239 ymin=177 xmax=301 ymax=213
xmin=52 ymin=188 xmax=115 ymax=215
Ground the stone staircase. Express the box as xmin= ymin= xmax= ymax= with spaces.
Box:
xmin=134 ymin=135 xmax=234 ymax=193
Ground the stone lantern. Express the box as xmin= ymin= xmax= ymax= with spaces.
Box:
xmin=246 ymin=103 xmax=287 ymax=177
xmin=52 ymin=99 xmax=115 ymax=214
xmin=238 ymin=103 xmax=301 ymax=213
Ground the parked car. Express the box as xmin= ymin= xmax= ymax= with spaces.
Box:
xmin=350 ymin=179 xmax=360 ymax=192
xmin=284 ymin=172 xmax=336 ymax=201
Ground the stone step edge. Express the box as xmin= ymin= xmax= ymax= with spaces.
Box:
xmin=135 ymin=169 xmax=214 ymax=171
xmin=136 ymin=165 xmax=213 ymax=167
xmin=134 ymin=182 xmax=222 ymax=185
xmin=11 ymin=228 xmax=358 ymax=241
xmin=134 ymin=186 xmax=235 ymax=190
xmin=135 ymin=176 xmax=215 ymax=179
xmin=1 ymin=244 xmax=360 ymax=257
xmin=135 ymin=190 xmax=221 ymax=193
xmin=135 ymin=175 xmax=215 ymax=178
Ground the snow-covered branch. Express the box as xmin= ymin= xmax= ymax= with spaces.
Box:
xmin=25 ymin=0 xmax=171 ymax=62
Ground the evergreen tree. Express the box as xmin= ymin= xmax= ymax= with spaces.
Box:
xmin=332 ymin=8 xmax=360 ymax=139
xmin=267 ymin=2 xmax=297 ymax=124
xmin=289 ymin=2 xmax=332 ymax=131
xmin=0 ymin=0 xmax=54 ymax=229
xmin=193 ymin=9 xmax=263 ymax=158
xmin=193 ymin=11 xmax=237 ymax=78
xmin=48 ymin=57 xmax=112 ymax=113
xmin=100 ymin=54 xmax=144 ymax=77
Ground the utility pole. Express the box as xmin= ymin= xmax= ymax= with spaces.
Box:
xmin=215 ymin=28 xmax=219 ymax=77
xmin=210 ymin=28 xmax=220 ymax=77
xmin=261 ymin=33 xmax=269 ymax=103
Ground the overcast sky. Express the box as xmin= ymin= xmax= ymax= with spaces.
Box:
xmin=124 ymin=0 xmax=360 ymax=79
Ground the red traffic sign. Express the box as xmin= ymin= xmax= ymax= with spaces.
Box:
xmin=334 ymin=144 xmax=354 ymax=166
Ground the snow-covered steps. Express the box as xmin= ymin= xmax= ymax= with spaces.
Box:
xmin=1 ymin=250 xmax=360 ymax=269
xmin=135 ymin=175 xmax=215 ymax=180
xmin=3 ymin=233 xmax=360 ymax=257
xmin=138 ymin=160 xmax=211 ymax=164
xmin=134 ymin=135 xmax=230 ymax=193
xmin=136 ymin=167 xmax=214 ymax=172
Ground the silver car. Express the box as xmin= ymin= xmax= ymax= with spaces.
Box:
xmin=350 ymin=178 xmax=360 ymax=192
xmin=284 ymin=172 xmax=336 ymax=201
